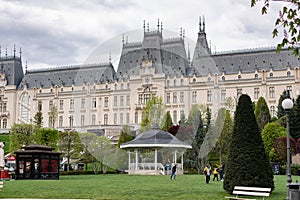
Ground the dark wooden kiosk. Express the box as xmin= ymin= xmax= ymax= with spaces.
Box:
xmin=15 ymin=144 xmax=61 ymax=180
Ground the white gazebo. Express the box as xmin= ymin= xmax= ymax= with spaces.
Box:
xmin=120 ymin=124 xmax=192 ymax=175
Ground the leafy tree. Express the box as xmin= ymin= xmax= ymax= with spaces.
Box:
xmin=255 ymin=97 xmax=271 ymax=131
xmin=86 ymin=135 xmax=127 ymax=174
xmin=161 ymin=111 xmax=173 ymax=131
xmin=79 ymin=132 xmax=100 ymax=171
xmin=261 ymin=122 xmax=286 ymax=156
xmin=224 ymin=94 xmax=274 ymax=193
xmin=251 ymin=0 xmax=300 ymax=56
xmin=140 ymin=96 xmax=164 ymax=132
xmin=291 ymin=95 xmax=300 ymax=139
xmin=277 ymin=90 xmax=288 ymax=119
xmin=274 ymin=136 xmax=297 ymax=162
xmin=204 ymin=106 xmax=212 ymax=133
xmin=214 ymin=108 xmax=233 ymax=164
xmin=117 ymin=125 xmax=133 ymax=147
xmin=9 ymin=124 xmax=35 ymax=152
xmin=48 ymin=105 xmax=58 ymax=128
xmin=33 ymin=111 xmax=43 ymax=128
xmin=58 ymin=131 xmax=84 ymax=171
xmin=33 ymin=128 xmax=59 ymax=149
xmin=184 ymin=106 xmax=207 ymax=172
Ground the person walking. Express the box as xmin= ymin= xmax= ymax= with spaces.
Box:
xmin=170 ymin=164 xmax=177 ymax=180
xmin=219 ymin=165 xmax=224 ymax=181
xmin=203 ymin=165 xmax=211 ymax=184
xmin=213 ymin=166 xmax=219 ymax=181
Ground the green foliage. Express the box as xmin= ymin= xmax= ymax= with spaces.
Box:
xmin=33 ymin=128 xmax=59 ymax=149
xmin=251 ymin=0 xmax=300 ymax=57
xmin=214 ymin=108 xmax=233 ymax=164
xmin=184 ymin=106 xmax=207 ymax=172
xmin=254 ymin=97 xmax=271 ymax=131
xmin=58 ymin=131 xmax=84 ymax=171
xmin=33 ymin=111 xmax=43 ymax=128
xmin=140 ymin=96 xmax=164 ymax=132
xmin=0 ymin=134 xmax=10 ymax=153
xmin=117 ymin=125 xmax=133 ymax=147
xmin=278 ymin=91 xmax=288 ymax=120
xmin=261 ymin=122 xmax=286 ymax=157
xmin=9 ymin=123 xmax=35 ymax=152
xmin=161 ymin=111 xmax=173 ymax=131
xmin=291 ymin=95 xmax=300 ymax=139
xmin=224 ymin=94 xmax=274 ymax=193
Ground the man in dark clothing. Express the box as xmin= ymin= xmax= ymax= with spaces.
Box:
xmin=170 ymin=164 xmax=177 ymax=180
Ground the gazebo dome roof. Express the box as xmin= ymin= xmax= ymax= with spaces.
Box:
xmin=120 ymin=124 xmax=192 ymax=149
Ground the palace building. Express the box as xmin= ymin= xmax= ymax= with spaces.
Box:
xmin=0 ymin=18 xmax=299 ymax=142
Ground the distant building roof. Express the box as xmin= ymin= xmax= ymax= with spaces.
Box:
xmin=18 ymin=63 xmax=116 ymax=89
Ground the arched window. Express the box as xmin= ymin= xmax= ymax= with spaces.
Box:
xmin=173 ymin=110 xmax=177 ymax=124
xmin=92 ymin=114 xmax=96 ymax=125
xmin=135 ymin=112 xmax=138 ymax=124
xmin=104 ymin=114 xmax=108 ymax=125
xmin=81 ymin=115 xmax=85 ymax=127
xmin=18 ymin=92 xmax=31 ymax=123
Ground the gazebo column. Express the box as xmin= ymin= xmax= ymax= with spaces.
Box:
xmin=174 ymin=150 xmax=177 ymax=163
xmin=135 ymin=149 xmax=138 ymax=170
xmin=154 ymin=149 xmax=157 ymax=170
xmin=128 ymin=151 xmax=131 ymax=171
xmin=181 ymin=152 xmax=184 ymax=171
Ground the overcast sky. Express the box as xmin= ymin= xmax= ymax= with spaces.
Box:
xmin=0 ymin=0 xmax=289 ymax=70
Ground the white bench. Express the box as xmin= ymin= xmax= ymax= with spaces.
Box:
xmin=225 ymin=186 xmax=271 ymax=200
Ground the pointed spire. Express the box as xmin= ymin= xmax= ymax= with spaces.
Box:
xmin=0 ymin=45 xmax=1 ymax=57
xmin=109 ymin=52 xmax=111 ymax=63
xmin=126 ymin=35 xmax=128 ymax=44
xmin=19 ymin=47 xmax=22 ymax=59
xmin=161 ymin=21 xmax=163 ymax=33
xmin=5 ymin=48 xmax=7 ymax=57
xmin=199 ymin=16 xmax=202 ymax=32
xmin=25 ymin=60 xmax=28 ymax=73
xmin=202 ymin=15 xmax=205 ymax=32
xmin=13 ymin=44 xmax=16 ymax=58
xmin=143 ymin=20 xmax=146 ymax=33
xmin=147 ymin=23 xmax=149 ymax=32
xmin=122 ymin=34 xmax=125 ymax=46
xmin=180 ymin=27 xmax=182 ymax=38
xmin=157 ymin=18 xmax=160 ymax=31
xmin=183 ymin=29 xmax=185 ymax=39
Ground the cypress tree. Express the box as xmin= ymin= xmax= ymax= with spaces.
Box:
xmin=254 ymin=97 xmax=271 ymax=131
xmin=291 ymin=95 xmax=300 ymax=139
xmin=224 ymin=94 xmax=274 ymax=193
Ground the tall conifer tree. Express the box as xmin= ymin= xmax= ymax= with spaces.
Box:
xmin=224 ymin=94 xmax=274 ymax=193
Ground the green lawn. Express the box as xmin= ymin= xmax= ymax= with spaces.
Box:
xmin=0 ymin=174 xmax=297 ymax=199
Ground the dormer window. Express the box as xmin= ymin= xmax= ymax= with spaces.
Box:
xmin=255 ymin=74 xmax=258 ymax=79
xmin=222 ymin=76 xmax=225 ymax=81
xmin=270 ymin=73 xmax=273 ymax=77
xmin=287 ymin=71 xmax=291 ymax=76
xmin=238 ymin=75 xmax=241 ymax=80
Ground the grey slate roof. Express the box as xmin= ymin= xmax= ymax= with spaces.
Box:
xmin=18 ymin=63 xmax=116 ymax=89
xmin=0 ymin=56 xmax=24 ymax=86
xmin=212 ymin=48 xmax=300 ymax=75
xmin=120 ymin=124 xmax=192 ymax=149
xmin=117 ymin=30 xmax=189 ymax=77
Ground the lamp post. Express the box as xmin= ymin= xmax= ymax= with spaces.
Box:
xmin=282 ymin=97 xmax=294 ymax=200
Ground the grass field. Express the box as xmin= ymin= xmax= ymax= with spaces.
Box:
xmin=0 ymin=174 xmax=298 ymax=200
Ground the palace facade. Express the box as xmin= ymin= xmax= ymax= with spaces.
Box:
xmin=0 ymin=19 xmax=299 ymax=142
